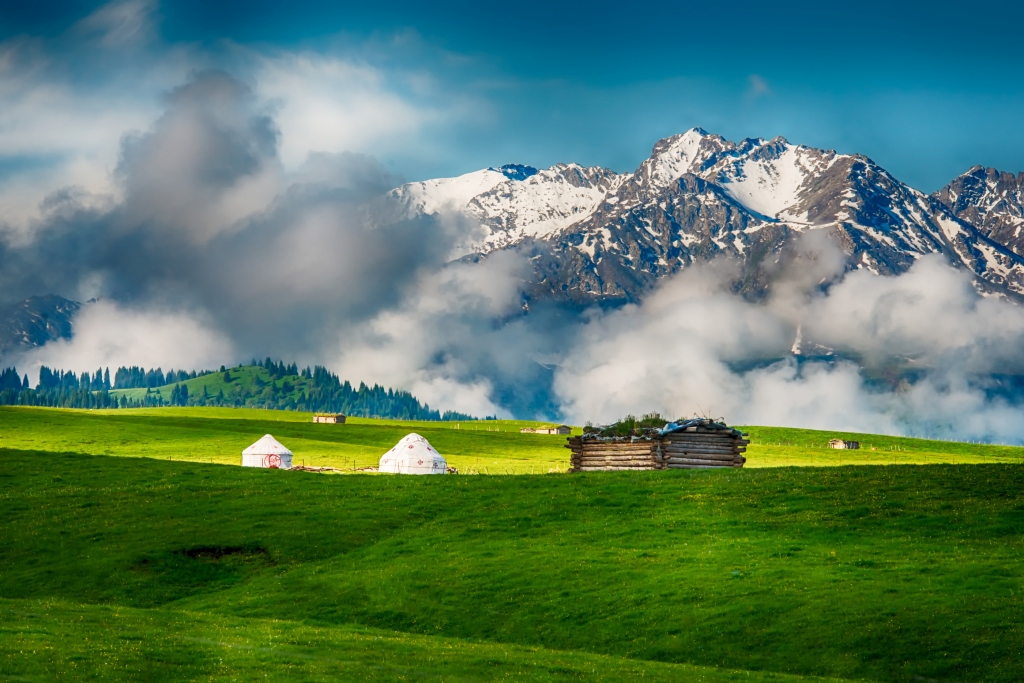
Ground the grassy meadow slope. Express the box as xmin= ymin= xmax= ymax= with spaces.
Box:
xmin=109 ymin=365 xmax=272 ymax=402
xmin=741 ymin=425 xmax=1024 ymax=466
xmin=1 ymin=448 xmax=1022 ymax=682
xmin=1 ymin=406 xmax=1020 ymax=473
xmin=0 ymin=600 xmax=847 ymax=683
xmin=0 ymin=407 xmax=577 ymax=473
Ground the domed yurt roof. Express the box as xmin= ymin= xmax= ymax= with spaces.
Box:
xmin=379 ymin=433 xmax=447 ymax=475
xmin=241 ymin=434 xmax=294 ymax=469
xmin=243 ymin=434 xmax=293 ymax=456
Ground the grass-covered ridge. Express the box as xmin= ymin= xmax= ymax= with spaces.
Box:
xmin=0 ymin=406 xmax=1020 ymax=473
xmin=0 ymin=406 xmax=580 ymax=473
xmin=113 ymin=363 xmax=475 ymax=420
xmin=2 ymin=359 xmax=479 ymax=420
xmin=0 ymin=599 xmax=848 ymax=682
xmin=1 ymin=446 xmax=1021 ymax=682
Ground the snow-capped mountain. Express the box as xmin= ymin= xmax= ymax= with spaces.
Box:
xmin=934 ymin=166 xmax=1024 ymax=258
xmin=388 ymin=129 xmax=1024 ymax=303
xmin=388 ymin=162 xmax=626 ymax=254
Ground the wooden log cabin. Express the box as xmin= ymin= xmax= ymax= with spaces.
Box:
xmin=566 ymin=419 xmax=748 ymax=472
xmin=313 ymin=413 xmax=347 ymax=424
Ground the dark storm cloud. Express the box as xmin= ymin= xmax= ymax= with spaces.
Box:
xmin=0 ymin=70 xmax=458 ymax=360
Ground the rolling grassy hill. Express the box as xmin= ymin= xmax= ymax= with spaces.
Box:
xmin=1 ymin=442 xmax=1022 ymax=681
xmin=0 ymin=407 xmax=577 ymax=473
xmin=106 ymin=362 xmax=476 ymax=420
xmin=111 ymin=365 xmax=304 ymax=403
xmin=0 ymin=406 xmax=1020 ymax=472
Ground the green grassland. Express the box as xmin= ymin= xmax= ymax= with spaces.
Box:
xmin=110 ymin=365 xmax=301 ymax=403
xmin=0 ymin=407 xmax=579 ymax=473
xmin=741 ymin=425 xmax=1024 ymax=466
xmin=1 ymin=406 xmax=1020 ymax=474
xmin=0 ymin=599 xmax=845 ymax=683
xmin=1 ymin=444 xmax=1022 ymax=681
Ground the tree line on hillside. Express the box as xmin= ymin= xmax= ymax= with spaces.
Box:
xmin=0 ymin=359 xmax=479 ymax=420
xmin=113 ymin=366 xmax=200 ymax=389
xmin=176 ymin=358 xmax=476 ymax=420
xmin=0 ymin=366 xmax=170 ymax=409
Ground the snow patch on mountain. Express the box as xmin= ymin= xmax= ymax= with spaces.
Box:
xmin=719 ymin=150 xmax=805 ymax=218
xmin=641 ymin=128 xmax=709 ymax=190
xmin=390 ymin=162 xmax=627 ymax=256
xmin=386 ymin=128 xmax=1024 ymax=302
xmin=395 ymin=169 xmax=507 ymax=215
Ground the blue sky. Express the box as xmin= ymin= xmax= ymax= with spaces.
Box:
xmin=2 ymin=0 xmax=1023 ymax=226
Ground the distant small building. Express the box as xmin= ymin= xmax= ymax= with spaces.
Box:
xmin=521 ymin=425 xmax=572 ymax=435
xmin=242 ymin=434 xmax=293 ymax=469
xmin=828 ymin=439 xmax=860 ymax=450
xmin=313 ymin=413 xmax=346 ymax=424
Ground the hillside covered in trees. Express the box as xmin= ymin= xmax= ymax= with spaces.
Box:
xmin=0 ymin=359 xmax=477 ymax=421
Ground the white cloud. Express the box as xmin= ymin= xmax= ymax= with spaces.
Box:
xmin=254 ymin=51 xmax=448 ymax=168
xmin=553 ymin=255 xmax=1024 ymax=443
xmin=13 ymin=301 xmax=234 ymax=382
xmin=73 ymin=0 xmax=159 ymax=49
xmin=0 ymin=15 xmax=472 ymax=235
xmin=0 ymin=17 xmax=185 ymax=235
xmin=331 ymin=251 xmax=530 ymax=418
xmin=747 ymin=74 xmax=771 ymax=99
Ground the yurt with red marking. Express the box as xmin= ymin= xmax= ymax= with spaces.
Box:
xmin=242 ymin=434 xmax=293 ymax=469
xmin=379 ymin=433 xmax=447 ymax=475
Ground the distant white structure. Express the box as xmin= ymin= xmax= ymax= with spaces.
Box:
xmin=379 ymin=433 xmax=448 ymax=475
xmin=828 ymin=438 xmax=860 ymax=450
xmin=242 ymin=434 xmax=293 ymax=469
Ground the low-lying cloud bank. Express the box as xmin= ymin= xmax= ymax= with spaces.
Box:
xmin=554 ymin=252 xmax=1024 ymax=443
xmin=18 ymin=301 xmax=233 ymax=380
xmin=3 ymin=64 xmax=1024 ymax=441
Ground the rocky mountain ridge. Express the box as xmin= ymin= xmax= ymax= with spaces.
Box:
xmin=0 ymin=295 xmax=80 ymax=357
xmin=388 ymin=162 xmax=627 ymax=254
xmin=934 ymin=166 xmax=1024 ymax=258
xmin=394 ymin=128 xmax=1024 ymax=304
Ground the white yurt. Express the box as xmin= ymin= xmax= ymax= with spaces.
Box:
xmin=379 ymin=433 xmax=447 ymax=475
xmin=242 ymin=434 xmax=293 ymax=469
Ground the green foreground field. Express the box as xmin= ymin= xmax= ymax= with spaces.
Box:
xmin=1 ymin=443 xmax=1022 ymax=681
xmin=0 ymin=599 xmax=845 ymax=682
xmin=1 ymin=406 xmax=1022 ymax=472
xmin=1 ymin=407 xmax=1023 ymax=681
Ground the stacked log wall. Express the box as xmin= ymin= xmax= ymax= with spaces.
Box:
xmin=566 ymin=437 xmax=660 ymax=472
xmin=567 ymin=427 xmax=748 ymax=472
xmin=660 ymin=428 xmax=747 ymax=469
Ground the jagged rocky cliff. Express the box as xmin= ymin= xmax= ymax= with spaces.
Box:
xmin=392 ymin=128 xmax=1024 ymax=304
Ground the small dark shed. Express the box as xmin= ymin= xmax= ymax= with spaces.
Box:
xmin=313 ymin=413 xmax=346 ymax=424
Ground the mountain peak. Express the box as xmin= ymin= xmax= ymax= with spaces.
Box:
xmin=934 ymin=164 xmax=1024 ymax=258
xmin=387 ymin=128 xmax=1024 ymax=303
xmin=491 ymin=164 xmax=539 ymax=181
